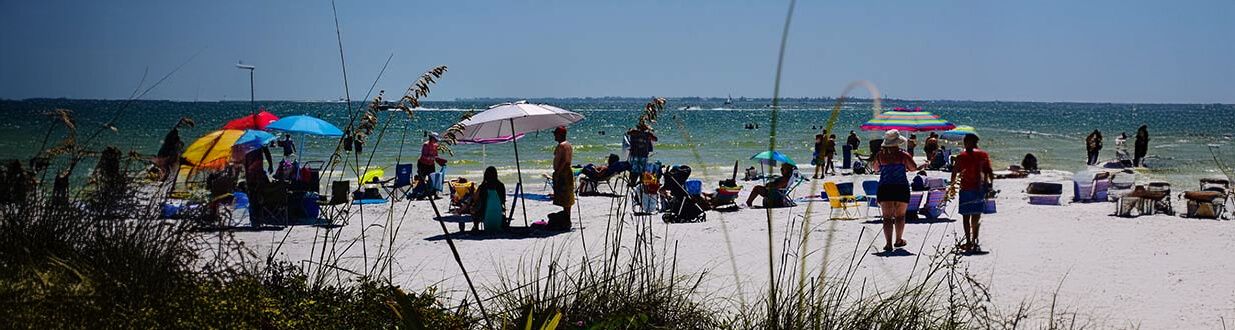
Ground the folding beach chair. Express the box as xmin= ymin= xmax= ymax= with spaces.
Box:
xmin=823 ymin=181 xmax=862 ymax=220
xmin=1027 ymin=182 xmax=1063 ymax=205
xmin=1147 ymin=182 xmax=1174 ymax=215
xmin=382 ymin=164 xmax=415 ymax=201
xmin=250 ymin=181 xmax=289 ymax=227
xmin=904 ymin=191 xmax=925 ymax=221
xmin=1183 ymin=178 xmax=1231 ymax=219
xmin=920 ymin=189 xmax=948 ymax=221
xmin=448 ymin=179 xmax=477 ymax=215
xmin=316 ymin=180 xmax=350 ymax=226
xmin=861 ymin=180 xmax=880 ymax=215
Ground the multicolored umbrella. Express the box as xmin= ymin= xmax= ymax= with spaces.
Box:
xmin=940 ymin=125 xmax=978 ymax=141
xmin=859 ymin=109 xmax=955 ymax=132
xmin=222 ymin=109 xmax=279 ymax=130
xmin=181 ymin=129 xmax=275 ymax=170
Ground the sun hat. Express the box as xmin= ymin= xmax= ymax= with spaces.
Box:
xmin=882 ymin=129 xmax=906 ymax=147
xmin=427 ymin=131 xmax=439 ymax=140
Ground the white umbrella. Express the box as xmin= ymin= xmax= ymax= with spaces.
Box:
xmin=455 ymin=101 xmax=585 ymax=226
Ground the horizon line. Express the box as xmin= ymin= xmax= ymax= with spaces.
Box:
xmin=3 ymin=96 xmax=1232 ymax=106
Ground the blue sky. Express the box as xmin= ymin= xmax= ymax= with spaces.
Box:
xmin=1 ymin=0 xmax=1231 ymax=103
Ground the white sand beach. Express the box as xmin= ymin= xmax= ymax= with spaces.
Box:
xmin=222 ymin=167 xmax=1235 ymax=329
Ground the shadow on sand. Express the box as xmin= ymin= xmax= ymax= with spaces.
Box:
xmin=424 ymin=226 xmax=572 ymax=241
xmin=862 ymin=217 xmax=957 ymax=225
xmin=872 ymin=248 xmax=916 ymax=257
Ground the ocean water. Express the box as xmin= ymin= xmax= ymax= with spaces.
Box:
xmin=1 ymin=98 xmax=1232 ymax=188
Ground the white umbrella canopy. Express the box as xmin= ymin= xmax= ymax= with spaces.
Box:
xmin=456 ymin=101 xmax=584 ymax=140
xmin=451 ymin=100 xmax=585 ymax=227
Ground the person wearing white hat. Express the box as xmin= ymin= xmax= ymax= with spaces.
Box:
xmin=870 ymin=129 xmax=920 ymax=252
xmin=417 ymin=132 xmax=446 ymax=182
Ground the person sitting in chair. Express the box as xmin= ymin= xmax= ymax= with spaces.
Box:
xmin=471 ymin=166 xmax=506 ymax=232
xmin=581 ymin=154 xmax=627 ymax=181
xmin=745 ymin=163 xmax=796 ymax=208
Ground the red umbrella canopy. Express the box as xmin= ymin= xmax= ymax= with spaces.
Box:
xmin=222 ymin=109 xmax=279 ymax=130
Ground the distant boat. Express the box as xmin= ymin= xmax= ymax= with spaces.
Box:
xmin=723 ymin=94 xmax=733 ymax=106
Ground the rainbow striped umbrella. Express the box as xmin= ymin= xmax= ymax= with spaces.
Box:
xmin=859 ymin=109 xmax=955 ymax=132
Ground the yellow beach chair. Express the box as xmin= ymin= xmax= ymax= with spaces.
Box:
xmin=823 ymin=181 xmax=862 ymax=220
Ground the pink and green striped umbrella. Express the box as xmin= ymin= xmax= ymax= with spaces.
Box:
xmin=859 ymin=109 xmax=955 ymax=132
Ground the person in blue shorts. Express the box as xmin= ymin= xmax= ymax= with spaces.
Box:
xmin=952 ymin=134 xmax=995 ymax=253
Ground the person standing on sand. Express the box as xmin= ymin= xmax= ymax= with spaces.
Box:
xmin=276 ymin=133 xmax=296 ymax=161
xmin=1134 ymin=125 xmax=1149 ymax=167
xmin=626 ymin=124 xmax=657 ymax=186
xmin=907 ymin=134 xmax=918 ymax=157
xmin=823 ymin=134 xmax=837 ymax=176
xmin=1086 ymin=130 xmax=1103 ymax=165
xmin=844 ymin=130 xmax=860 ymax=168
xmin=847 ymin=131 xmax=861 ymax=150
xmin=417 ymin=133 xmax=446 ymax=183
xmin=870 ymin=130 xmax=918 ymax=252
xmin=154 ymin=126 xmax=184 ymax=181
xmin=1115 ymin=132 xmax=1128 ymax=158
xmin=812 ymin=134 xmax=825 ymax=179
xmin=952 ymin=134 xmax=994 ymax=253
xmin=551 ymin=126 xmax=574 ymax=220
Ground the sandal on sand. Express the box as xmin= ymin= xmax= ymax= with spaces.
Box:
xmin=882 ymin=244 xmax=893 ymax=251
xmin=894 ymin=239 xmax=907 ymax=248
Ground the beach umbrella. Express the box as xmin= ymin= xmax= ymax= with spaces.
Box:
xmin=751 ymin=150 xmax=797 ymax=166
xmin=233 ymin=130 xmax=277 ymax=153
xmin=222 ymin=109 xmax=279 ymax=130
xmin=453 ymin=101 xmax=585 ymax=226
xmin=181 ymin=129 xmax=274 ymax=171
xmin=267 ymin=115 xmax=344 ymax=137
xmin=940 ymin=125 xmax=978 ymax=141
xmin=859 ymin=109 xmax=955 ymax=132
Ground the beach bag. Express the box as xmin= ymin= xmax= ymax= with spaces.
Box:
xmin=983 ymin=199 xmax=997 ymax=214
xmin=546 ymin=210 xmax=571 ymax=231
xmin=852 ymin=160 xmax=867 ymax=175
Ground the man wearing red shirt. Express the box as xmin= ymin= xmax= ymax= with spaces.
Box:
xmin=952 ymin=134 xmax=994 ymax=253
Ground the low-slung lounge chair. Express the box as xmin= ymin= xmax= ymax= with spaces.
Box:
xmin=823 ymin=181 xmax=862 ymax=220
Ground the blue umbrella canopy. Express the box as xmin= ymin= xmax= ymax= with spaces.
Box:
xmin=232 ymin=130 xmax=276 ymax=154
xmin=940 ymin=125 xmax=978 ymax=141
xmin=267 ymin=115 xmax=343 ymax=137
xmin=751 ymin=150 xmax=797 ymax=166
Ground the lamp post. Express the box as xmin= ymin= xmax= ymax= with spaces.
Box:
xmin=236 ymin=62 xmax=257 ymax=123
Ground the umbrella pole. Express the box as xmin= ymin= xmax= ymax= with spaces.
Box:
xmin=510 ymin=119 xmax=529 ymax=227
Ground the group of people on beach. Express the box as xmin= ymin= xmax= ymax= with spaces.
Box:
xmin=1087 ymin=125 xmax=1150 ymax=167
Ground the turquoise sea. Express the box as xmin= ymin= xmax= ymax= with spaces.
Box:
xmin=1 ymin=98 xmax=1232 ymax=188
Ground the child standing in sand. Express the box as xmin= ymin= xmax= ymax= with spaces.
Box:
xmin=952 ymin=134 xmax=994 ymax=253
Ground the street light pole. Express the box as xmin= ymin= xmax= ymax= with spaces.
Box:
xmin=236 ymin=62 xmax=257 ymax=122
